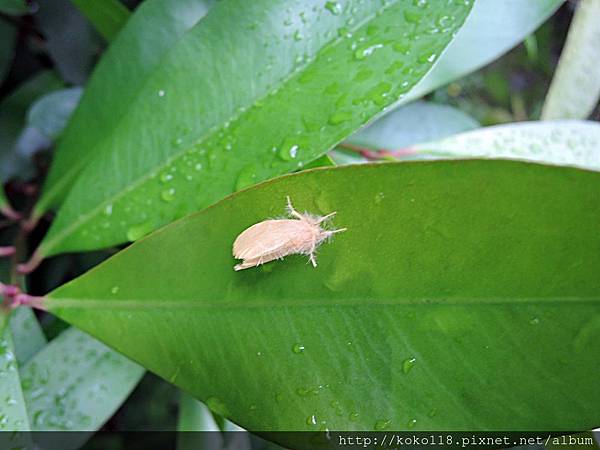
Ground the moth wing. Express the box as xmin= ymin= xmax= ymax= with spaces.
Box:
xmin=233 ymin=220 xmax=311 ymax=260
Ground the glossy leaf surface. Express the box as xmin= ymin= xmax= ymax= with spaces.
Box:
xmin=45 ymin=161 xmax=600 ymax=438
xmin=35 ymin=0 xmax=472 ymax=258
xmin=405 ymin=0 xmax=564 ymax=102
xmin=413 ymin=120 xmax=600 ymax=170
xmin=34 ymin=0 xmax=215 ymax=213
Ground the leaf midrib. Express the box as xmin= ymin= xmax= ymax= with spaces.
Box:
xmin=46 ymin=296 xmax=600 ymax=310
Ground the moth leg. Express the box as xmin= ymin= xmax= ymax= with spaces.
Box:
xmin=286 ymin=196 xmax=304 ymax=220
xmin=308 ymin=242 xmax=317 ymax=267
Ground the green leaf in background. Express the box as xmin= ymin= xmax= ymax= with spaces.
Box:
xmin=27 ymin=87 xmax=83 ymax=140
xmin=412 ymin=120 xmax=600 ymax=170
xmin=0 ymin=71 xmax=62 ymax=182
xmin=35 ymin=0 xmax=101 ymax=85
xmin=44 ymin=161 xmax=600 ymax=439
xmin=0 ymin=317 xmax=31 ymax=432
xmin=21 ymin=327 xmax=144 ymax=448
xmin=9 ymin=306 xmax=47 ymax=365
xmin=34 ymin=0 xmax=215 ymax=215
xmin=0 ymin=0 xmax=28 ymax=15
xmin=70 ymin=0 xmax=130 ymax=42
xmin=333 ymin=100 xmax=479 ymax=164
xmin=403 ymin=0 xmax=564 ymax=102
xmin=0 ymin=19 xmax=17 ymax=81
xmin=541 ymin=0 xmax=600 ymax=120
xmin=31 ymin=0 xmax=472 ymax=262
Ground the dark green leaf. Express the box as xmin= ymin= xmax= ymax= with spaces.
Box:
xmin=0 ymin=71 xmax=62 ymax=182
xmin=0 ymin=0 xmax=28 ymax=15
xmin=541 ymin=0 xmax=600 ymax=120
xmin=33 ymin=0 xmax=472 ymax=259
xmin=45 ymin=160 xmax=600 ymax=438
xmin=70 ymin=0 xmax=130 ymax=42
xmin=35 ymin=0 xmax=100 ymax=84
xmin=0 ymin=19 xmax=16 ymax=81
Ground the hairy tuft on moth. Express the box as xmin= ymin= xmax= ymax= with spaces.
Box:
xmin=232 ymin=196 xmax=346 ymax=271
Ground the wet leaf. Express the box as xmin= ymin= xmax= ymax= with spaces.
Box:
xmin=33 ymin=0 xmax=472 ymax=259
xmin=21 ymin=327 xmax=143 ymax=448
xmin=45 ymin=160 xmax=600 ymax=440
xmin=412 ymin=120 xmax=600 ymax=171
xmin=405 ymin=0 xmax=564 ymax=102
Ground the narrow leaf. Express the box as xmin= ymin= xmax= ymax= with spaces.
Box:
xmin=0 ymin=0 xmax=28 ymax=15
xmin=21 ymin=327 xmax=144 ymax=449
xmin=45 ymin=161 xmax=600 ymax=439
xmin=34 ymin=0 xmax=215 ymax=215
xmin=9 ymin=306 xmax=47 ymax=365
xmin=541 ymin=0 xmax=600 ymax=120
xmin=0 ymin=19 xmax=17 ymax=80
xmin=34 ymin=0 xmax=472 ymax=260
xmin=0 ymin=316 xmax=31 ymax=431
xmin=0 ymin=71 xmax=62 ymax=182
xmin=27 ymin=87 xmax=83 ymax=140
xmin=405 ymin=0 xmax=564 ymax=102
xmin=412 ymin=120 xmax=600 ymax=170
xmin=70 ymin=0 xmax=130 ymax=42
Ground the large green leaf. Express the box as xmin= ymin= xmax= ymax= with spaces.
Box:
xmin=32 ymin=0 xmax=472 ymax=261
xmin=70 ymin=0 xmax=130 ymax=42
xmin=44 ymin=161 xmax=600 ymax=439
xmin=541 ymin=0 xmax=600 ymax=120
xmin=404 ymin=0 xmax=564 ymax=102
xmin=33 ymin=0 xmax=214 ymax=215
xmin=0 ymin=0 xmax=28 ymax=15
xmin=9 ymin=306 xmax=47 ymax=365
xmin=412 ymin=120 xmax=600 ymax=170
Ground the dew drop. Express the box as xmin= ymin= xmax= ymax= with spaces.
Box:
xmin=374 ymin=419 xmax=391 ymax=430
xmin=161 ymin=188 xmax=176 ymax=202
xmin=126 ymin=221 xmax=154 ymax=241
xmin=110 ymin=286 xmax=119 ymax=295
xmin=407 ymin=418 xmax=417 ymax=428
xmin=103 ymin=204 xmax=113 ymax=216
xmin=375 ymin=192 xmax=385 ymax=204
xmin=306 ymin=414 xmax=317 ymax=426
xmin=428 ymin=408 xmax=437 ymax=417
xmin=293 ymin=30 xmax=303 ymax=41
xmin=328 ymin=110 xmax=352 ymax=125
xmin=529 ymin=317 xmax=540 ymax=325
xmin=402 ymin=357 xmax=417 ymax=374
xmin=324 ymin=1 xmax=341 ymax=15
xmin=158 ymin=90 xmax=165 ymax=97
xmin=292 ymin=343 xmax=305 ymax=354
xmin=349 ymin=411 xmax=359 ymax=421
xmin=353 ymin=44 xmax=383 ymax=60
xmin=235 ymin=164 xmax=259 ymax=191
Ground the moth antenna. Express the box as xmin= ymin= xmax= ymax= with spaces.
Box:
xmin=329 ymin=227 xmax=347 ymax=234
xmin=317 ymin=211 xmax=337 ymax=224
xmin=286 ymin=196 xmax=304 ymax=220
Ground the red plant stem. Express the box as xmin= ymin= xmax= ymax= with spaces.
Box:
xmin=337 ymin=142 xmax=416 ymax=160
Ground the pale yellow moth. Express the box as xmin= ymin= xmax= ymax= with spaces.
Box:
xmin=232 ymin=197 xmax=346 ymax=271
